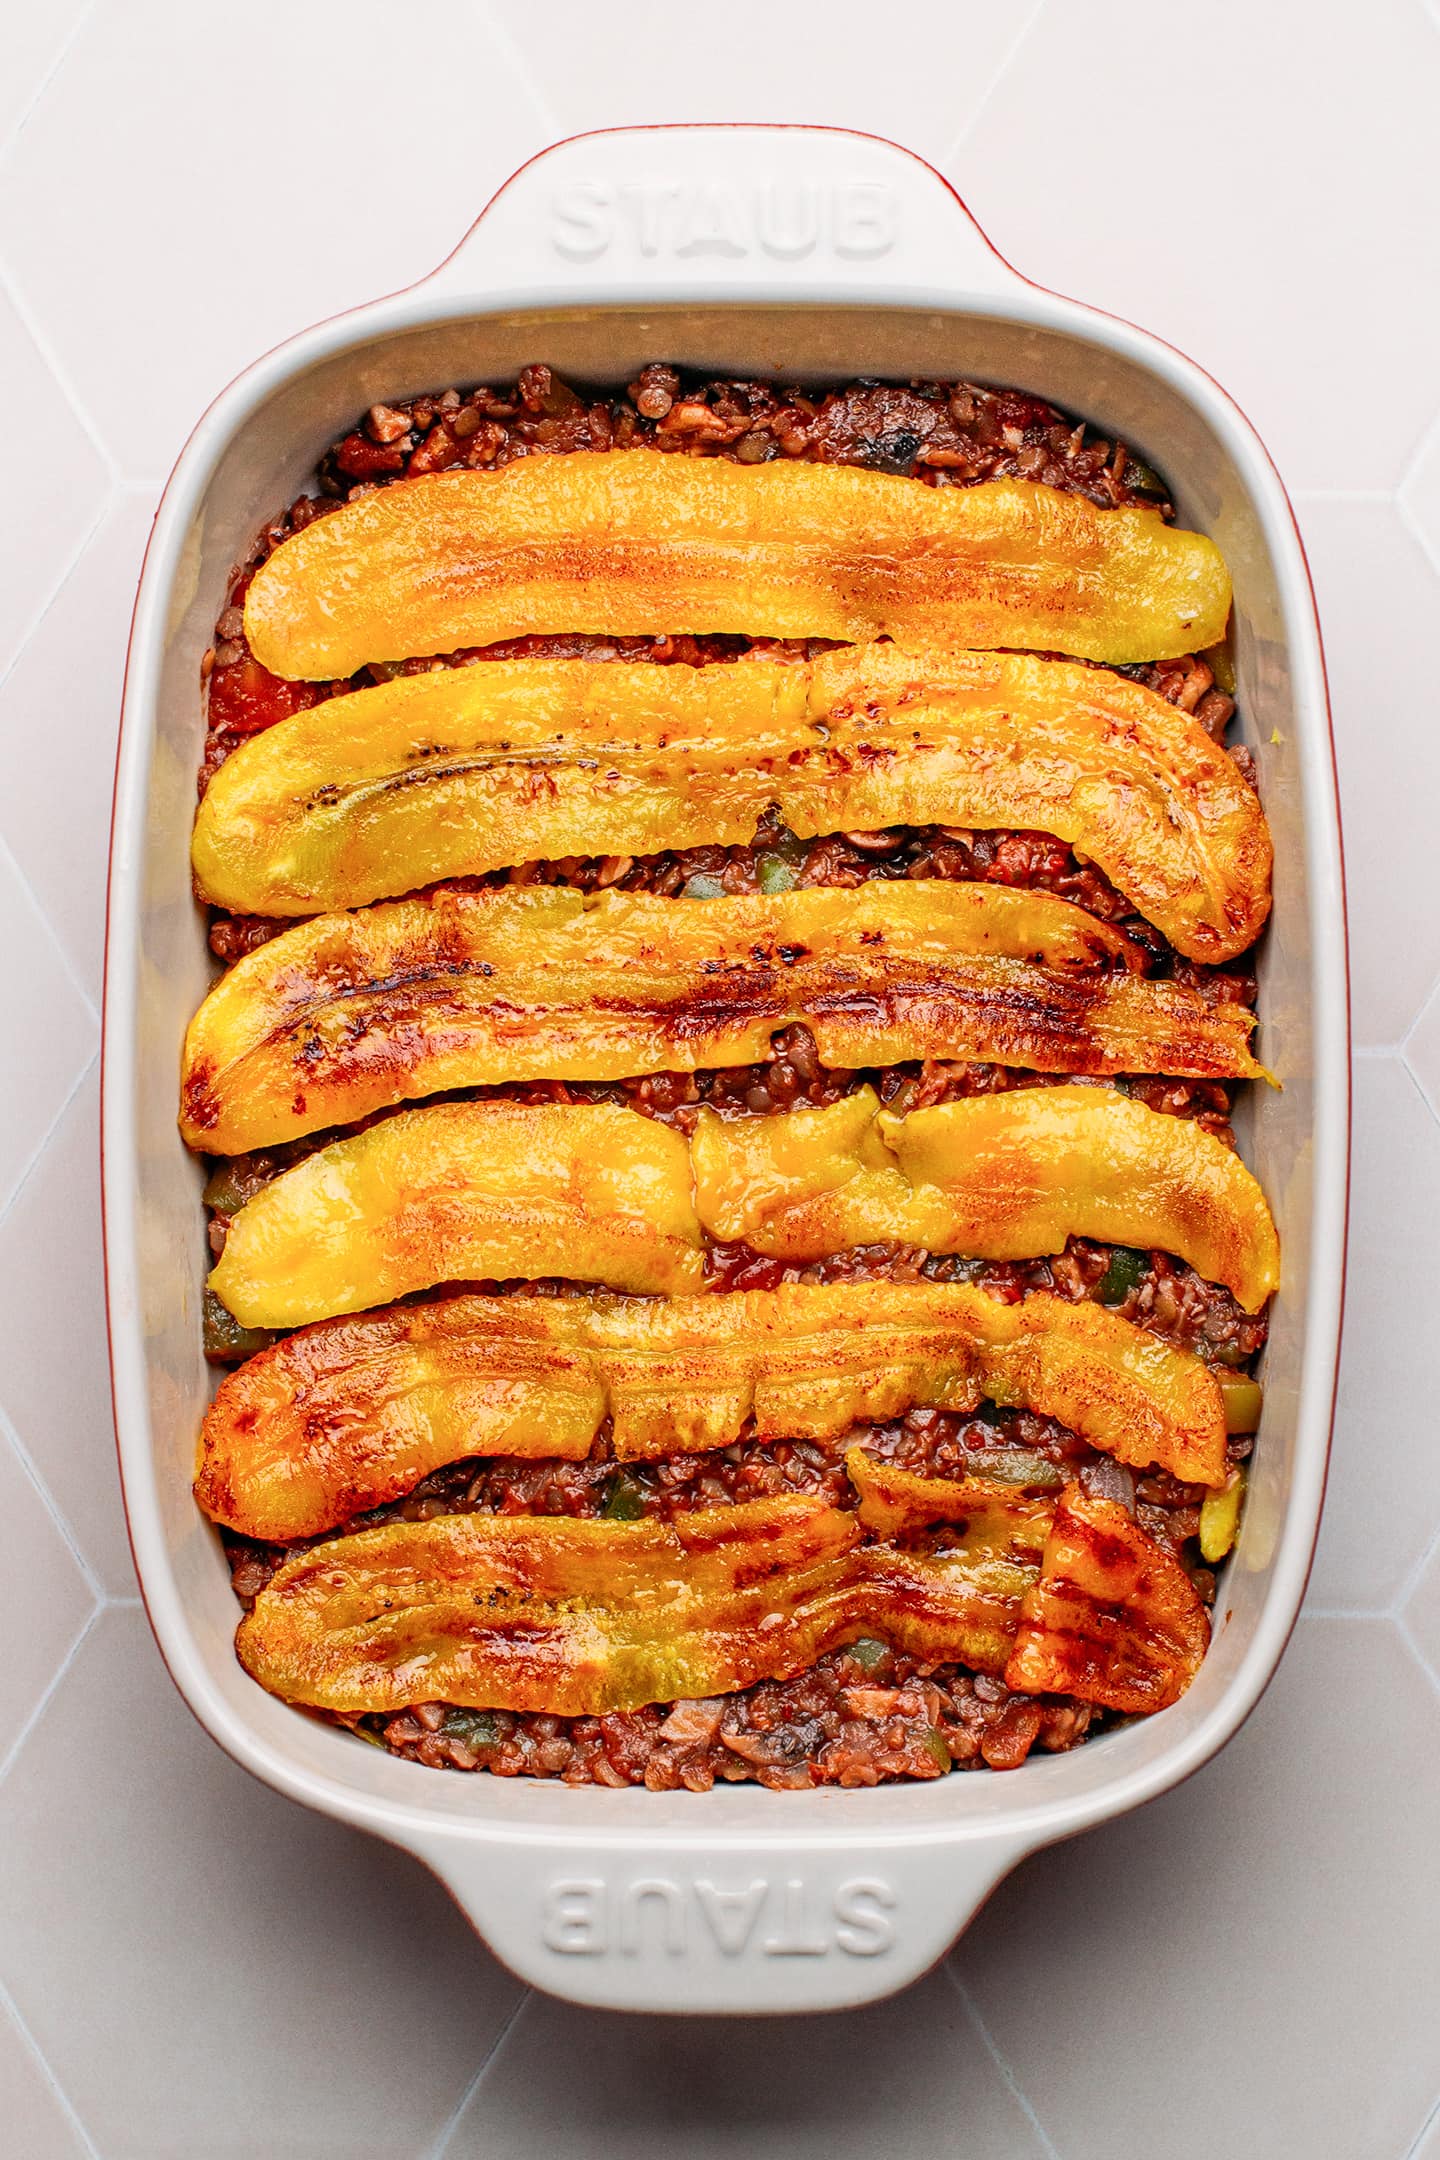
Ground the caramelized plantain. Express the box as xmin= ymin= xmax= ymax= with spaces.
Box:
xmin=691 ymin=1084 xmax=1279 ymax=1311
xmin=243 ymin=458 xmax=1232 ymax=677
xmin=1004 ymin=1485 xmax=1211 ymax=1711
xmin=234 ymin=1479 xmax=1209 ymax=1718
xmin=196 ymin=1282 xmax=1228 ymax=1541
xmin=192 ymin=645 xmax=1268 ymax=963
xmin=207 ymin=1101 xmax=703 ymax=1328
xmin=180 ymin=880 xmax=1263 ymax=1154
xmin=846 ymin=1449 xmax=1058 ymax=1548
xmin=234 ymin=1496 xmax=1039 ymax=1715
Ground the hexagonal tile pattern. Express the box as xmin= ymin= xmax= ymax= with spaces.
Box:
xmin=1295 ymin=497 xmax=1440 ymax=1046
xmin=0 ymin=281 xmax=109 ymax=679
xmin=444 ymin=1966 xmax=1051 ymax=2160
xmin=1308 ymin=1058 xmax=1440 ymax=1610
xmin=0 ymin=0 xmax=556 ymax=483
xmin=0 ymin=2002 xmax=93 ymax=2160
xmin=0 ymin=840 xmax=96 ymax=1220
xmin=0 ymin=1068 xmax=131 ymax=1594
xmin=0 ymin=493 xmax=156 ymax=1003
xmin=0 ymin=1607 xmax=523 ymax=2160
xmin=498 ymin=0 xmax=1043 ymax=163
xmin=1 ymin=3 xmax=1439 ymax=2151
xmin=956 ymin=1619 xmax=1440 ymax=2160
xmin=956 ymin=0 xmax=1440 ymax=492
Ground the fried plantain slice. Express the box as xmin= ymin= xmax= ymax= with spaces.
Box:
xmin=180 ymin=880 xmax=1263 ymax=1154
xmin=234 ymin=1496 xmax=1041 ymax=1715
xmin=242 ymin=458 xmax=1231 ymax=678
xmin=192 ymin=645 xmax=1268 ymax=963
xmin=846 ymin=1449 xmax=1059 ymax=1547
xmin=207 ymin=1101 xmax=703 ymax=1329
xmin=196 ymin=1282 xmax=1227 ymax=1542
xmin=691 ymin=1084 xmax=1279 ymax=1311
xmin=234 ymin=1481 xmax=1210 ymax=1718
xmin=1003 ymin=1485 xmax=1211 ymax=1712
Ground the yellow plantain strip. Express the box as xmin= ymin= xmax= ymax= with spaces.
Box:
xmin=691 ymin=1084 xmax=1279 ymax=1311
xmin=1004 ymin=1486 xmax=1211 ymax=1712
xmin=207 ymin=1101 xmax=703 ymax=1329
xmin=234 ymin=1481 xmax=1207 ymax=1718
xmin=233 ymin=1495 xmax=1042 ymax=1715
xmin=192 ymin=645 xmax=1269 ymax=963
xmin=846 ymin=1449 xmax=1059 ymax=1546
xmin=195 ymin=1281 xmax=1228 ymax=1542
xmin=180 ymin=881 xmax=1263 ymax=1154
xmin=242 ymin=458 xmax=1231 ymax=678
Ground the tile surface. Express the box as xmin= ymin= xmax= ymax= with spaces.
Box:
xmin=0 ymin=0 xmax=556 ymax=481
xmin=499 ymin=0 xmax=1044 ymax=164
xmin=1308 ymin=1058 xmax=1440 ymax=1610
xmin=0 ymin=279 xmax=108 ymax=683
xmin=0 ymin=493 xmax=156 ymax=1002
xmin=958 ymin=0 xmax=1440 ymax=493
xmin=0 ymin=1431 xmax=94 ymax=1765
xmin=445 ymin=1968 xmax=1052 ymax=2160
xmin=955 ymin=1620 xmax=1440 ymax=2160
xmin=0 ymin=1 xmax=1436 ymax=2154
xmin=0 ymin=2005 xmax=93 ymax=2160
xmin=0 ymin=1069 xmax=132 ymax=1594
xmin=0 ymin=840 xmax=96 ymax=1218
xmin=0 ymin=1609 xmax=523 ymax=2160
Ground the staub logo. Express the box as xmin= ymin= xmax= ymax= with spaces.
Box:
xmin=549 ymin=179 xmax=898 ymax=263
xmin=542 ymin=1874 xmax=896 ymax=1959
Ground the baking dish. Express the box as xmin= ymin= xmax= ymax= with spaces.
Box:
xmin=102 ymin=124 xmax=1348 ymax=2015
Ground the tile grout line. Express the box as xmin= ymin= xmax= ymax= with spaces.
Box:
xmin=1400 ymin=1051 xmax=1440 ymax=1136
xmin=1393 ymin=1614 xmax=1440 ymax=1706
xmin=0 ymin=1401 xmax=106 ymax=1609
xmin=944 ymin=1961 xmax=1065 ymax=2160
xmin=428 ymin=1987 xmax=533 ymax=2158
xmin=0 ymin=1047 xmax=99 ymax=1246
xmin=937 ymin=0 xmax=1049 ymax=165
xmin=1395 ymin=397 xmax=1440 ymax=508
xmin=0 ymin=1605 xmax=102 ymax=1794
xmin=1395 ymin=485 xmax=1440 ymax=583
xmin=467 ymin=0 xmax=566 ymax=137
xmin=0 ymin=259 xmax=120 ymax=487
xmin=1404 ymin=2087 xmax=1440 ymax=2160
xmin=1389 ymin=1052 xmax=1440 ymax=1149
xmin=0 ymin=484 xmax=114 ymax=704
xmin=1388 ymin=1507 xmax=1440 ymax=1617
xmin=0 ymin=823 xmax=104 ymax=1026
xmin=0 ymin=1975 xmax=103 ymax=2159
xmin=1397 ymin=974 xmax=1440 ymax=1056
xmin=0 ymin=0 xmax=98 ymax=165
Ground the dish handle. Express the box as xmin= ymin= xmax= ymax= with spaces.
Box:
xmin=417 ymin=124 xmax=1026 ymax=311
xmin=408 ymin=1824 xmax=1029 ymax=2014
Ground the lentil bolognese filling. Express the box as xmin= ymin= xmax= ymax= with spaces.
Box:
xmin=190 ymin=365 xmax=1272 ymax=1788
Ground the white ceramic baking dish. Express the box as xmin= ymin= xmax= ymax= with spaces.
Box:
xmin=103 ymin=124 xmax=1348 ymax=2015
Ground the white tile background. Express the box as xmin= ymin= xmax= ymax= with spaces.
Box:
xmin=0 ymin=0 xmax=1436 ymax=2152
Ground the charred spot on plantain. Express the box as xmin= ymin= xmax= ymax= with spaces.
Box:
xmin=180 ymin=1064 xmax=220 ymax=1132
